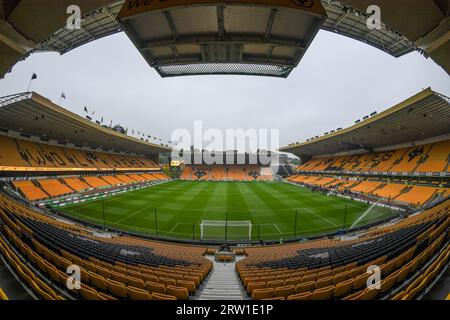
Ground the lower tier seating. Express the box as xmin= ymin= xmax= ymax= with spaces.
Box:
xmin=12 ymin=181 xmax=48 ymax=201
xmin=12 ymin=172 xmax=169 ymax=202
xmin=288 ymin=175 xmax=449 ymax=207
xmin=0 ymin=193 xmax=211 ymax=300
xmin=0 ymin=287 xmax=8 ymax=300
xmin=236 ymin=200 xmax=449 ymax=300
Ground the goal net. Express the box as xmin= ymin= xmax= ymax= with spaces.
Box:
xmin=200 ymin=220 xmax=252 ymax=241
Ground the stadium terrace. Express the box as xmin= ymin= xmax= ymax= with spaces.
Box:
xmin=0 ymin=0 xmax=449 ymax=306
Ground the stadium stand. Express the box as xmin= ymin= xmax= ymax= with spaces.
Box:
xmin=82 ymin=176 xmax=110 ymax=189
xmin=0 ymin=192 xmax=212 ymax=300
xmin=181 ymin=165 xmax=272 ymax=182
xmin=11 ymin=173 xmax=169 ymax=202
xmin=0 ymin=135 xmax=160 ymax=172
xmin=294 ymin=141 xmax=450 ymax=175
xmin=236 ymin=199 xmax=449 ymax=300
xmin=62 ymin=177 xmax=91 ymax=192
xmin=287 ymin=175 xmax=448 ymax=207
xmin=12 ymin=181 xmax=49 ymax=201
xmin=395 ymin=186 xmax=440 ymax=207
xmin=38 ymin=179 xmax=73 ymax=198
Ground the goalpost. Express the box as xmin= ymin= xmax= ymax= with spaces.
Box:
xmin=200 ymin=220 xmax=252 ymax=241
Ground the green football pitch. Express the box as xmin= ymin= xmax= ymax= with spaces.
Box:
xmin=61 ymin=180 xmax=395 ymax=242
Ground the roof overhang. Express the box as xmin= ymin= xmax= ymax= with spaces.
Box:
xmin=0 ymin=92 xmax=172 ymax=156
xmin=280 ymin=88 xmax=450 ymax=157
xmin=116 ymin=0 xmax=327 ymax=78
xmin=1 ymin=1 xmax=448 ymax=77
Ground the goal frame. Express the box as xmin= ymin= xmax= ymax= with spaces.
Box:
xmin=200 ymin=220 xmax=252 ymax=241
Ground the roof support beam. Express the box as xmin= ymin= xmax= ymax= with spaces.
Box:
xmin=217 ymin=5 xmax=225 ymax=39
xmin=141 ymin=36 xmax=304 ymax=51
xmin=170 ymin=45 xmax=180 ymax=61
xmin=333 ymin=8 xmax=349 ymax=29
xmin=265 ymin=9 xmax=278 ymax=39
xmin=162 ymin=10 xmax=180 ymax=42
xmin=266 ymin=45 xmax=274 ymax=61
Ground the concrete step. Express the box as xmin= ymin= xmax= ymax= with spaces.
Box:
xmin=194 ymin=255 xmax=249 ymax=300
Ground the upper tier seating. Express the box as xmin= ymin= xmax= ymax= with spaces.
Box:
xmin=297 ymin=141 xmax=449 ymax=174
xmin=0 ymin=135 xmax=159 ymax=172
xmin=236 ymin=200 xmax=449 ymax=300
xmin=415 ymin=140 xmax=450 ymax=173
xmin=0 ymin=193 xmax=212 ymax=300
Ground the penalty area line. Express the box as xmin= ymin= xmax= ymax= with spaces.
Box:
xmin=273 ymin=224 xmax=282 ymax=234
xmin=350 ymin=203 xmax=376 ymax=229
xmin=169 ymin=222 xmax=180 ymax=233
xmin=304 ymin=208 xmax=338 ymax=227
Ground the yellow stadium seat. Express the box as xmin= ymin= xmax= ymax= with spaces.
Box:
xmin=127 ymin=286 xmax=152 ymax=300
xmin=145 ymin=281 xmax=166 ymax=294
xmin=0 ymin=288 xmax=8 ymax=300
xmin=166 ymin=285 xmax=189 ymax=300
xmin=295 ymin=281 xmax=315 ymax=294
xmin=287 ymin=292 xmax=312 ymax=300
xmin=252 ymin=288 xmax=274 ymax=300
xmin=333 ymin=279 xmax=354 ymax=298
xmin=151 ymin=293 xmax=177 ymax=300
xmin=274 ymin=285 xmax=295 ymax=298
xmin=311 ymin=285 xmax=334 ymax=300
xmin=106 ymin=279 xmax=128 ymax=298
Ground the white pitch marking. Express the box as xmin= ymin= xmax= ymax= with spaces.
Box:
xmin=112 ymin=203 xmax=154 ymax=225
xmin=304 ymin=208 xmax=338 ymax=226
xmin=169 ymin=222 xmax=180 ymax=233
xmin=273 ymin=224 xmax=282 ymax=234
xmin=350 ymin=203 xmax=376 ymax=229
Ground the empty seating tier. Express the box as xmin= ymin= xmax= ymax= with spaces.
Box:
xmin=296 ymin=140 xmax=449 ymax=174
xmin=0 ymin=135 xmax=159 ymax=172
xmin=288 ymin=175 xmax=449 ymax=207
xmin=181 ymin=165 xmax=272 ymax=181
xmin=11 ymin=173 xmax=168 ymax=202
xmin=236 ymin=200 xmax=449 ymax=300
xmin=0 ymin=193 xmax=212 ymax=300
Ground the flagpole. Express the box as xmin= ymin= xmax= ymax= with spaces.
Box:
xmin=27 ymin=78 xmax=33 ymax=92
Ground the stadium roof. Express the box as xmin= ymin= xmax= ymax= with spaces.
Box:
xmin=280 ymin=88 xmax=450 ymax=157
xmin=116 ymin=0 xmax=327 ymax=78
xmin=0 ymin=92 xmax=172 ymax=156
xmin=2 ymin=1 xmax=448 ymax=78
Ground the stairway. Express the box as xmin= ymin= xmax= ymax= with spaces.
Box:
xmin=194 ymin=256 xmax=249 ymax=300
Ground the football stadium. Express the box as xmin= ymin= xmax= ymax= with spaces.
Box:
xmin=0 ymin=0 xmax=449 ymax=309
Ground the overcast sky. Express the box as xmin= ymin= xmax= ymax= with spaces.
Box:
xmin=0 ymin=30 xmax=449 ymax=151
